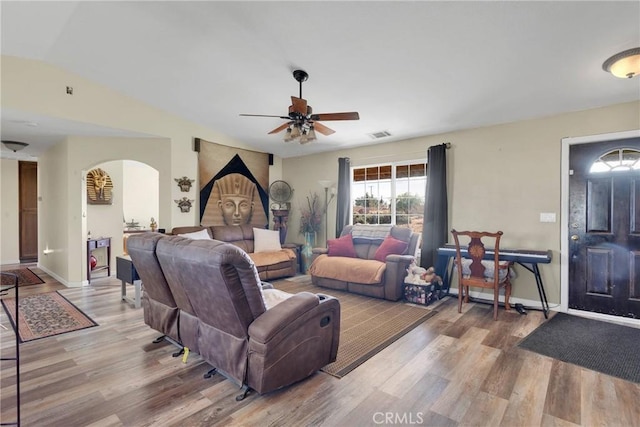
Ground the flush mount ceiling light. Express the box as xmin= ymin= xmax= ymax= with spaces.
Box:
xmin=2 ymin=140 xmax=29 ymax=152
xmin=602 ymin=47 xmax=640 ymax=79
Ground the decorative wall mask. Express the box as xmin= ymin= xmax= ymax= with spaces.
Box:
xmin=87 ymin=168 xmax=114 ymax=205
xmin=175 ymin=176 xmax=195 ymax=192
xmin=175 ymin=197 xmax=194 ymax=213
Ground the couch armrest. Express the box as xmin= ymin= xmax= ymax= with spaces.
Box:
xmin=249 ymin=292 xmax=320 ymax=344
xmin=311 ymin=247 xmax=328 ymax=263
xmin=246 ymin=293 xmax=341 ymax=394
xmin=383 ymin=254 xmax=415 ymax=300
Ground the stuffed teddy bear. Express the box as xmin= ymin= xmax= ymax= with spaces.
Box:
xmin=420 ymin=266 xmax=443 ymax=285
xmin=405 ymin=261 xmax=427 ymax=284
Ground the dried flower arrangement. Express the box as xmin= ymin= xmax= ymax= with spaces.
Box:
xmin=299 ymin=192 xmax=322 ymax=234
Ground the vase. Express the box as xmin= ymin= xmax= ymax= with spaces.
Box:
xmin=301 ymin=232 xmax=316 ymax=273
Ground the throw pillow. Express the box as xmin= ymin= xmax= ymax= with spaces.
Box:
xmin=327 ymin=234 xmax=358 ymax=257
xmin=178 ymin=229 xmax=212 ymax=240
xmin=374 ymin=235 xmax=408 ymax=262
xmin=253 ymin=228 xmax=282 ymax=253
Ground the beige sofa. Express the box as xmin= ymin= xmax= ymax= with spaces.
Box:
xmin=171 ymin=225 xmax=297 ymax=281
xmin=309 ymin=225 xmax=419 ymax=301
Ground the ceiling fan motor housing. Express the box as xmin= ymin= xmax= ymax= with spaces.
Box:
xmin=293 ymin=69 xmax=309 ymax=83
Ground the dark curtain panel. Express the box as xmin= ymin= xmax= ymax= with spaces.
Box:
xmin=335 ymin=157 xmax=351 ymax=238
xmin=420 ymin=144 xmax=448 ymax=268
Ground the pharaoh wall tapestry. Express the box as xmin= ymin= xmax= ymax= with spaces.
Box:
xmin=86 ymin=168 xmax=113 ymax=205
xmin=197 ymin=138 xmax=270 ymax=228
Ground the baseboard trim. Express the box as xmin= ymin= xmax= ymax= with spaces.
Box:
xmin=447 ymin=289 xmax=559 ymax=313
xmin=36 ymin=264 xmax=77 ymax=287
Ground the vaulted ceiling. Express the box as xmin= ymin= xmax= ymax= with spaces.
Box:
xmin=2 ymin=1 xmax=639 ymax=159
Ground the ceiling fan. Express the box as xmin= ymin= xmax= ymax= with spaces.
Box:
xmin=240 ymin=69 xmax=360 ymax=144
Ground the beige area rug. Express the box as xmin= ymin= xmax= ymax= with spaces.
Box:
xmin=274 ymin=276 xmax=436 ymax=378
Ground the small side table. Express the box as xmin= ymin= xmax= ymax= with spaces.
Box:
xmin=87 ymin=237 xmax=111 ymax=283
xmin=116 ymin=255 xmax=142 ymax=308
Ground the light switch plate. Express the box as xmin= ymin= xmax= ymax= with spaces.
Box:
xmin=540 ymin=212 xmax=556 ymax=223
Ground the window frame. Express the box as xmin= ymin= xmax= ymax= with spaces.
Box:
xmin=589 ymin=148 xmax=640 ymax=173
xmin=350 ymin=159 xmax=428 ymax=229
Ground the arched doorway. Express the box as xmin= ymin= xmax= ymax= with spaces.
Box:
xmin=84 ymin=159 xmax=159 ymax=284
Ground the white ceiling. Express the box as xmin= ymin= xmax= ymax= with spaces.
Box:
xmin=1 ymin=1 xmax=639 ymax=159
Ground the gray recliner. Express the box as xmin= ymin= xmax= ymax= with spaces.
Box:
xmin=156 ymin=236 xmax=340 ymax=399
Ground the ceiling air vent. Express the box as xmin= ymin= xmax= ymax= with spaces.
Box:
xmin=368 ymin=130 xmax=392 ymax=139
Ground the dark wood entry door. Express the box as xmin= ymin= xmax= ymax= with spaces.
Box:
xmin=568 ymin=138 xmax=640 ymax=318
xmin=19 ymin=161 xmax=38 ymax=262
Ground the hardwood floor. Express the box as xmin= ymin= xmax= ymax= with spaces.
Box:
xmin=1 ymin=268 xmax=639 ymax=426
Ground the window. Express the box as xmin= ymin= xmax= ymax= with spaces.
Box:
xmin=590 ymin=148 xmax=640 ymax=173
xmin=351 ymin=161 xmax=427 ymax=234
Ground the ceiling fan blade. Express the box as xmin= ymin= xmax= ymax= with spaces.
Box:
xmin=309 ymin=112 xmax=360 ymax=121
xmin=312 ymin=121 xmax=335 ymax=136
xmin=240 ymin=114 xmax=290 ymax=120
xmin=268 ymin=122 xmax=292 ymax=134
xmin=291 ymin=97 xmax=308 ymax=115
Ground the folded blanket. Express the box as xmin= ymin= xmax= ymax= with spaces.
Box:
xmin=351 ymin=224 xmax=392 ymax=245
xmin=309 ymin=254 xmax=386 ymax=284
xmin=249 ymin=248 xmax=296 ymax=267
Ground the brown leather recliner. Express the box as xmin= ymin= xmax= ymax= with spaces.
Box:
xmin=156 ymin=236 xmax=340 ymax=398
xmin=153 ymin=234 xmax=201 ymax=354
xmin=128 ymin=233 xmax=200 ymax=355
xmin=126 ymin=233 xmax=180 ymax=345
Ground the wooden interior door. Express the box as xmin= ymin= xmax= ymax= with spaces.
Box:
xmin=19 ymin=161 xmax=38 ymax=262
xmin=568 ymin=138 xmax=640 ymax=318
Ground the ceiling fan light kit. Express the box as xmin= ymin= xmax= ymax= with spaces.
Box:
xmin=240 ymin=69 xmax=359 ymax=144
xmin=603 ymin=47 xmax=640 ymax=79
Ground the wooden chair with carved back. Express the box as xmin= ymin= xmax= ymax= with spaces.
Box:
xmin=451 ymin=229 xmax=513 ymax=320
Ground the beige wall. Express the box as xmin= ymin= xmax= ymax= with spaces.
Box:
xmin=2 ymin=54 xmax=638 ymax=302
xmin=282 ymin=101 xmax=640 ymax=306
xmin=1 ymin=55 xmax=283 ymax=284
xmin=0 ymin=159 xmax=20 ymax=264
xmin=55 ymin=136 xmax=171 ymax=286
xmin=1 ymin=55 xmax=273 ymax=227
xmin=122 ymin=160 xmax=159 ymax=229
xmin=38 ymin=141 xmax=70 ymax=282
